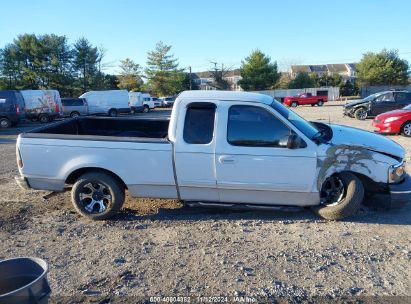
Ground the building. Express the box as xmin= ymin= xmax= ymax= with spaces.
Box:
xmin=192 ymin=69 xmax=243 ymax=91
xmin=290 ymin=63 xmax=357 ymax=81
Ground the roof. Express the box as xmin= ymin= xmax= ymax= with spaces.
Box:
xmin=177 ymin=90 xmax=273 ymax=105
xmin=309 ymin=65 xmax=327 ymax=72
xmin=326 ymin=64 xmax=348 ymax=73
xmin=291 ymin=65 xmax=311 ymax=73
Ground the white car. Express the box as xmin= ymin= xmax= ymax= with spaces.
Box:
xmin=15 ymin=91 xmax=410 ymax=220
xmin=160 ymin=96 xmax=175 ymax=107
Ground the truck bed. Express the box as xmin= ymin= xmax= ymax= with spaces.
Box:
xmin=21 ymin=117 xmax=170 ymax=142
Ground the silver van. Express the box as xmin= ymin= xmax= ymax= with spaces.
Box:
xmin=61 ymin=98 xmax=88 ymax=118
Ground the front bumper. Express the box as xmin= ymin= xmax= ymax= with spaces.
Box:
xmin=390 ymin=174 xmax=411 ymax=208
xmin=15 ymin=176 xmax=31 ymax=190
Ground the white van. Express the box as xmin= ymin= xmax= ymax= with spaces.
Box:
xmin=20 ymin=90 xmax=63 ymax=123
xmin=79 ymin=90 xmax=130 ymax=117
xmin=128 ymin=92 xmax=145 ymax=114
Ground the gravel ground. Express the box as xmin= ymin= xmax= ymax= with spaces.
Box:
xmin=0 ymin=104 xmax=410 ymax=303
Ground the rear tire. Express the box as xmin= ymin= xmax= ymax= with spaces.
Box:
xmin=39 ymin=114 xmax=50 ymax=123
xmin=317 ymin=100 xmax=324 ymax=106
xmin=291 ymin=101 xmax=298 ymax=107
xmin=312 ymin=172 xmax=364 ymax=220
xmin=70 ymin=111 xmax=80 ymax=118
xmin=0 ymin=118 xmax=11 ymax=128
xmin=108 ymin=109 xmax=118 ymax=117
xmin=401 ymin=121 xmax=411 ymax=137
xmin=71 ymin=172 xmax=125 ymax=220
xmin=354 ymin=108 xmax=368 ymax=120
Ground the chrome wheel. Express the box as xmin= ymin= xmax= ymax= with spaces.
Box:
xmin=0 ymin=118 xmax=10 ymax=128
xmin=143 ymin=106 xmax=149 ymax=113
xmin=320 ymin=175 xmax=346 ymax=207
xmin=355 ymin=108 xmax=367 ymax=120
xmin=79 ymin=182 xmax=112 ymax=214
xmin=403 ymin=122 xmax=411 ymax=136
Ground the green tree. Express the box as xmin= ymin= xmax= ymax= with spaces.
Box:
xmin=145 ymin=41 xmax=184 ymax=96
xmin=117 ymin=58 xmax=143 ymax=91
xmin=288 ymin=72 xmax=315 ymax=89
xmin=238 ymin=50 xmax=280 ymax=91
xmin=72 ymin=37 xmax=100 ymax=93
xmin=356 ymin=49 xmax=409 ymax=86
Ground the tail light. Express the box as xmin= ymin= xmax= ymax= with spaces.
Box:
xmin=16 ymin=104 xmax=20 ymax=114
xmin=55 ymin=103 xmax=60 ymax=113
xmin=16 ymin=148 xmax=23 ymax=169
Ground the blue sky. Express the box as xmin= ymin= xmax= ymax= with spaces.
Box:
xmin=1 ymin=0 xmax=410 ymax=73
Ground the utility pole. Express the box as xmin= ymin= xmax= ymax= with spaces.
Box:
xmin=189 ymin=66 xmax=192 ymax=90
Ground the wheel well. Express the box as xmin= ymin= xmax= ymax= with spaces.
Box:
xmin=65 ymin=167 xmax=127 ymax=189
xmin=144 ymin=104 xmax=149 ymax=108
xmin=401 ymin=120 xmax=411 ymax=129
xmin=345 ymin=171 xmax=388 ymax=194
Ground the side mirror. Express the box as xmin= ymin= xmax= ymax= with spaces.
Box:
xmin=279 ymin=134 xmax=305 ymax=149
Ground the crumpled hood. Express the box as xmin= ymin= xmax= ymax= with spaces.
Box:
xmin=329 ymin=124 xmax=405 ymax=159
xmin=344 ymin=99 xmax=367 ymax=108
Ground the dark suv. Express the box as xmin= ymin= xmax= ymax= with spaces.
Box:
xmin=0 ymin=90 xmax=26 ymax=128
xmin=344 ymin=90 xmax=411 ymax=120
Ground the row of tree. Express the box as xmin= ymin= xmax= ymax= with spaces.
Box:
xmin=1 ymin=33 xmax=410 ymax=97
xmin=238 ymin=49 xmax=410 ymax=95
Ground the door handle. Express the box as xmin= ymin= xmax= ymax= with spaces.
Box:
xmin=219 ymin=155 xmax=236 ymax=164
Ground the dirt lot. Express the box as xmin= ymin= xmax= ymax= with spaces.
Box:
xmin=0 ymin=103 xmax=410 ymax=302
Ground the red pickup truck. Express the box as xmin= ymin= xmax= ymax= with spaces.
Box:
xmin=283 ymin=93 xmax=328 ymax=107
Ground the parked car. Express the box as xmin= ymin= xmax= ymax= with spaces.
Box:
xmin=79 ymin=90 xmax=131 ymax=117
xmin=15 ymin=90 xmax=410 ymax=221
xmin=128 ymin=92 xmax=145 ymax=114
xmin=152 ymin=97 xmax=162 ymax=107
xmin=61 ymin=98 xmax=88 ymax=118
xmin=344 ymin=90 xmax=411 ymax=120
xmin=283 ymin=93 xmax=328 ymax=107
xmin=142 ymin=93 xmax=155 ymax=112
xmin=372 ymin=105 xmax=411 ymax=137
xmin=21 ymin=90 xmax=63 ymax=123
xmin=160 ymin=96 xmax=175 ymax=107
xmin=0 ymin=90 xmax=26 ymax=128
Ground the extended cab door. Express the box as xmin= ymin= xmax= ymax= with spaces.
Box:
xmin=173 ymin=101 xmax=219 ymax=201
xmin=215 ymin=102 xmax=318 ymax=206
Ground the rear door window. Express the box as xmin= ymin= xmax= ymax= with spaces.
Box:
xmin=183 ymin=103 xmax=216 ymax=144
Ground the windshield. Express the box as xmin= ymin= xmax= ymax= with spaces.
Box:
xmin=404 ymin=104 xmax=411 ymax=110
xmin=270 ymin=99 xmax=319 ymax=140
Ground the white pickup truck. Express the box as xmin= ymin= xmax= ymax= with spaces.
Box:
xmin=15 ymin=91 xmax=410 ymax=220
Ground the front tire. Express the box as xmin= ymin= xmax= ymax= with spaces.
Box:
xmin=401 ymin=121 xmax=411 ymax=137
xmin=354 ymin=108 xmax=368 ymax=120
xmin=39 ymin=114 xmax=50 ymax=123
xmin=317 ymin=100 xmax=324 ymax=106
xmin=143 ymin=105 xmax=149 ymax=113
xmin=0 ymin=118 xmax=11 ymax=128
xmin=312 ymin=172 xmax=364 ymax=220
xmin=71 ymin=172 xmax=125 ymax=220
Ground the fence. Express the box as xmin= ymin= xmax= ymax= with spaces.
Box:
xmin=361 ymin=85 xmax=411 ymax=98
xmin=253 ymin=87 xmax=340 ymax=102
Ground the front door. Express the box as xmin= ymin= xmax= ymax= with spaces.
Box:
xmin=215 ymin=104 xmax=318 ymax=206
xmin=371 ymin=92 xmax=397 ymax=115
